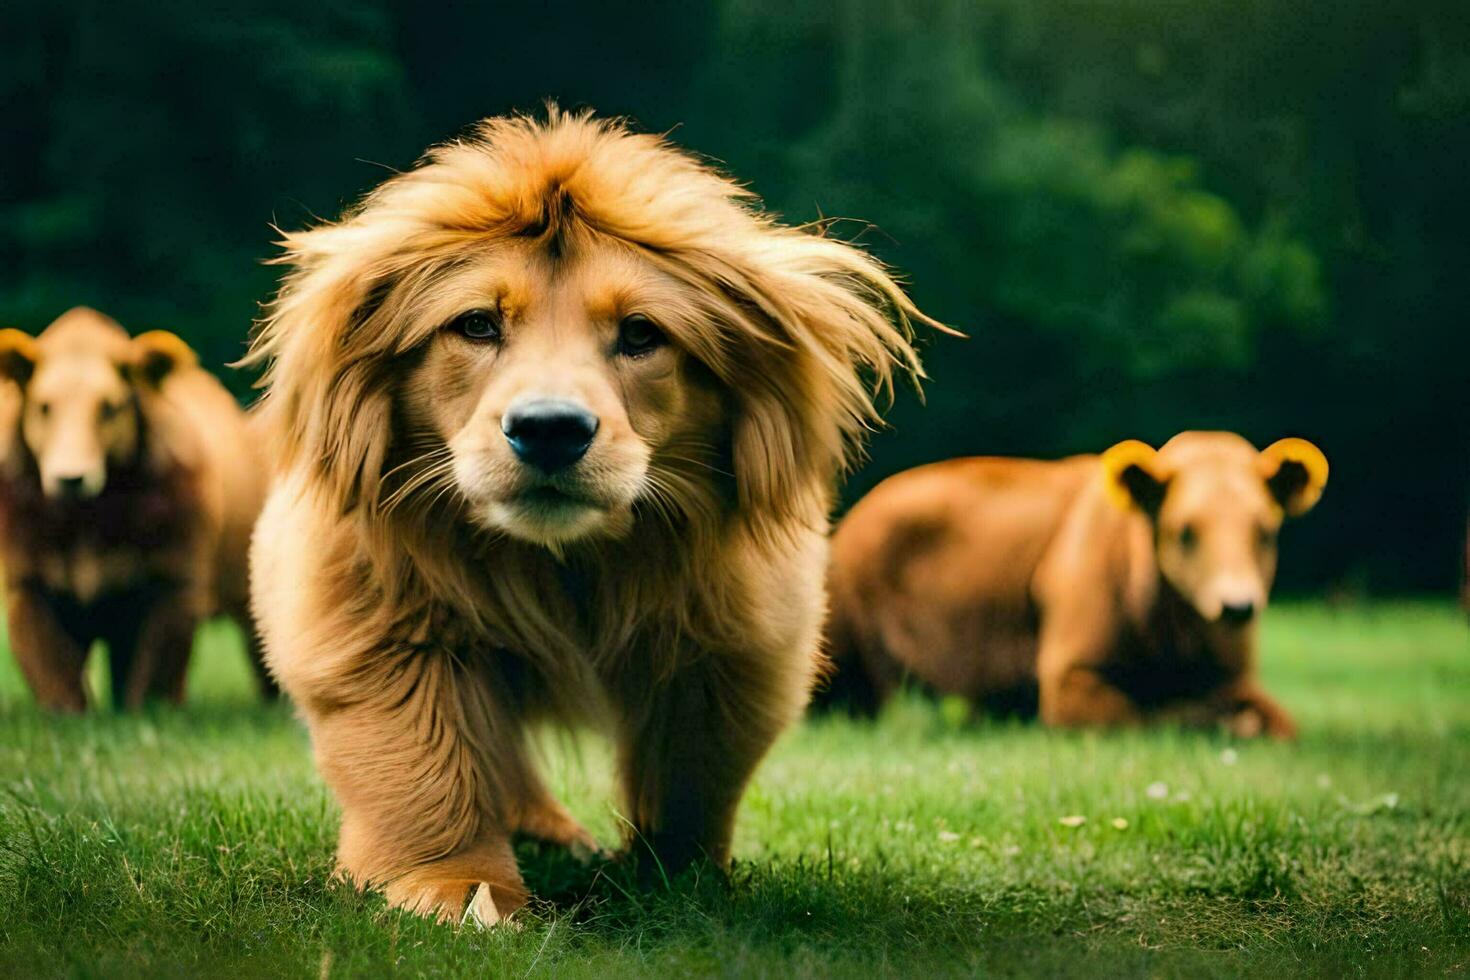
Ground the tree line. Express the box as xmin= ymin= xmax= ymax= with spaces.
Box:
xmin=2 ymin=0 xmax=1465 ymax=591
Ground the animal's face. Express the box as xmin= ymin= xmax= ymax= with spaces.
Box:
xmin=398 ymin=239 xmax=725 ymax=545
xmin=1103 ymin=433 xmax=1328 ymax=626
xmin=20 ymin=354 xmax=139 ymax=500
xmin=0 ymin=317 xmax=197 ymax=501
xmin=253 ymin=111 xmax=932 ymax=554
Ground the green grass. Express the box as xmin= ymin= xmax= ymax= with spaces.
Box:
xmin=1 ymin=603 xmax=1466 ymax=978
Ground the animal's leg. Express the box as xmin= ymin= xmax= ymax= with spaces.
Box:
xmin=613 ymin=646 xmax=812 ymax=877
xmin=97 ymin=591 xmax=139 ymax=709
xmin=1222 ymin=679 xmax=1297 ymax=740
xmin=236 ymin=612 xmax=280 ymax=700
xmin=305 ymin=648 xmax=534 ymax=924
xmin=6 ymin=585 xmax=90 ymax=712
xmin=341 ymin=819 xmax=525 ymax=927
xmin=1038 ymin=662 xmax=1141 ymax=728
xmin=112 ymin=587 xmax=196 ymax=709
xmin=108 ymin=631 xmax=135 ymax=710
xmin=514 ymin=775 xmax=606 ymax=861
xmin=1034 ymin=603 xmax=1140 ymax=729
xmin=810 ymin=612 xmax=890 ymax=717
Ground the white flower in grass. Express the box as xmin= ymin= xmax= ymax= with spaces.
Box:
xmin=1146 ymin=781 xmax=1169 ymax=800
xmin=1111 ymin=817 xmax=1129 ymax=830
xmin=938 ymin=830 xmax=961 ymax=843
xmin=1220 ymin=748 xmax=1239 ymax=766
xmin=1316 ymin=773 xmax=1332 ymax=789
xmin=1058 ymin=815 xmax=1087 ymax=827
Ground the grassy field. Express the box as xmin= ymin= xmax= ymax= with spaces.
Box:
xmin=0 ymin=602 xmax=1465 ymax=978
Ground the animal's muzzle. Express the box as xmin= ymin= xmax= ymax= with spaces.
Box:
xmin=56 ymin=475 xmax=87 ymax=499
xmin=501 ymin=398 xmax=599 ymax=474
xmin=1219 ymin=601 xmax=1257 ymax=626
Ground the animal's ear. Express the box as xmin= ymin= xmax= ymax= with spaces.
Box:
xmin=0 ymin=329 xmax=38 ymax=386
xmin=245 ymin=224 xmax=404 ymax=514
xmin=130 ymin=330 xmax=199 ymax=388
xmin=1101 ymin=440 xmax=1169 ymax=514
xmin=1259 ymin=437 xmax=1328 ymax=517
xmin=694 ymin=233 xmax=941 ymax=532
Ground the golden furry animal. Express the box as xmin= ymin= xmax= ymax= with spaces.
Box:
xmin=818 ymin=432 xmax=1328 ymax=738
xmin=246 ymin=109 xmax=934 ymax=924
xmin=0 ymin=307 xmax=273 ymax=709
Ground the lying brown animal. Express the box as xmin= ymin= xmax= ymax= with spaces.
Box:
xmin=0 ymin=307 xmax=273 ymax=710
xmin=819 ymin=432 xmax=1327 ymax=738
xmin=246 ymin=109 xmax=932 ymax=925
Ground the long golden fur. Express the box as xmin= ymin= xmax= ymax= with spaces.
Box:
xmin=247 ymin=109 xmax=934 ymax=923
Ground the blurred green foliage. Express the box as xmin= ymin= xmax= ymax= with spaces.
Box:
xmin=1 ymin=0 xmax=1465 ymax=591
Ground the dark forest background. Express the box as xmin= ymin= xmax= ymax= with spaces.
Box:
xmin=2 ymin=1 xmax=1466 ymax=593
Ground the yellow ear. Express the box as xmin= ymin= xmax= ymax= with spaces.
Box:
xmin=1260 ymin=437 xmax=1328 ymax=516
xmin=0 ymin=329 xmax=38 ymax=385
xmin=1100 ymin=439 xmax=1167 ymax=513
xmin=131 ymin=330 xmax=198 ymax=387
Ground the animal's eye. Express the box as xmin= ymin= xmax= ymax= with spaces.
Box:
xmin=1178 ymin=523 xmax=1198 ymax=550
xmin=37 ymin=401 xmax=50 ymax=417
xmin=99 ymin=402 xmax=119 ymax=422
xmin=447 ymin=309 xmax=502 ymax=342
xmin=617 ymin=315 xmax=667 ymax=358
xmin=1258 ymin=525 xmax=1278 ymax=549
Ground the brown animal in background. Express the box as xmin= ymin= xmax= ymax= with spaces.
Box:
xmin=246 ymin=109 xmax=932 ymax=925
xmin=819 ymin=432 xmax=1328 ymax=738
xmin=0 ymin=307 xmax=273 ymax=710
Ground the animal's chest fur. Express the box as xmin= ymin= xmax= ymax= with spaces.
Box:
xmin=376 ymin=568 xmax=711 ymax=733
xmin=1102 ymin=613 xmax=1239 ymax=708
xmin=34 ymin=545 xmax=147 ymax=605
xmin=483 ymin=560 xmax=724 ymax=667
xmin=384 ymin=530 xmax=793 ymax=718
xmin=1099 ymin=648 xmax=1234 ymax=707
xmin=0 ymin=466 xmax=199 ymax=604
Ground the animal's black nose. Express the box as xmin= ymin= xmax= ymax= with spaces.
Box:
xmin=56 ymin=476 xmax=85 ymax=498
xmin=502 ymin=399 xmax=599 ymax=473
xmin=1220 ymin=601 xmax=1256 ymax=625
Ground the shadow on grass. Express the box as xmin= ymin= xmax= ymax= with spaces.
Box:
xmin=2 ymin=790 xmax=1465 ymax=979
xmin=2 ymin=687 xmax=1466 ymax=977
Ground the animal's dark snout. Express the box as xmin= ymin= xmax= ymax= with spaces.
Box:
xmin=502 ymin=399 xmax=599 ymax=473
xmin=1220 ymin=601 xmax=1256 ymax=625
xmin=56 ymin=475 xmax=86 ymax=498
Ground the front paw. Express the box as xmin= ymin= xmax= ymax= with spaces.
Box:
xmin=516 ymin=803 xmax=611 ymax=864
xmin=566 ymin=832 xmax=613 ymax=865
xmin=621 ymin=830 xmax=730 ymax=887
xmin=1227 ymin=706 xmax=1266 ymax=739
xmin=380 ymin=873 xmax=477 ymax=924
xmin=1258 ymin=706 xmax=1298 ymax=740
xmin=463 ymin=882 xmax=518 ymax=929
xmin=339 ymin=837 xmax=529 ymax=927
xmin=1227 ymin=702 xmax=1297 ymax=740
xmin=378 ymin=870 xmax=527 ymax=927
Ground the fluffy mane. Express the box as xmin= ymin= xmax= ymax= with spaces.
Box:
xmin=247 ymin=107 xmax=946 ymax=714
xmin=249 ymin=109 xmax=935 ymax=533
xmin=244 ymin=109 xmax=947 ymax=922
